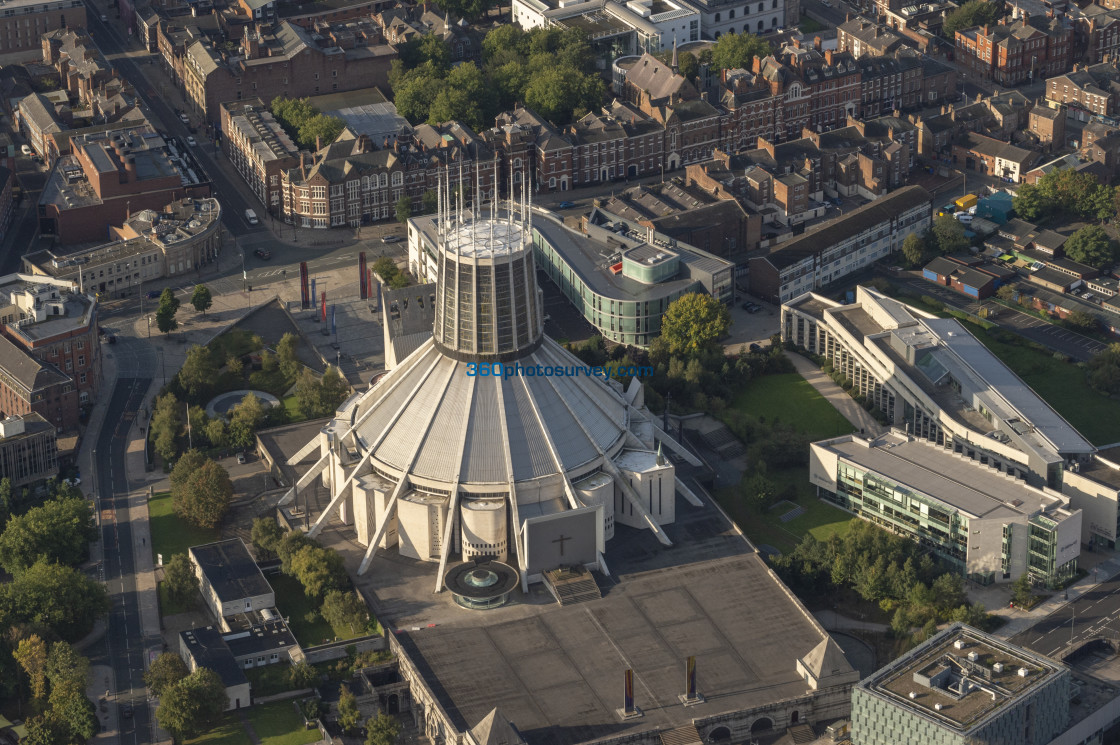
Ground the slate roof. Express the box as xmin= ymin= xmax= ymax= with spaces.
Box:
xmin=0 ymin=334 xmax=70 ymax=394
xmin=625 ymin=52 xmax=694 ymax=100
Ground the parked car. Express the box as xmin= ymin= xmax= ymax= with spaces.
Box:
xmin=381 ymin=235 xmax=402 ymax=243
xmin=20 ymin=144 xmax=31 ymax=156
xmin=178 ymin=112 xmax=190 ymax=124
xmin=749 ymin=343 xmax=762 ymax=352
xmin=186 ymin=135 xmax=196 ymax=147
xmin=557 ymin=201 xmax=575 ymax=209
xmin=237 ymin=453 xmax=247 ymax=465
xmin=146 ymin=290 xmax=161 ymax=299
xmin=253 ymin=248 xmax=271 ymax=259
xmin=100 ymin=13 xmax=107 ymax=22
xmin=106 ymin=335 xmax=117 ymax=344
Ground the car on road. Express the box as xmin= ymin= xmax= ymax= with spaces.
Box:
xmin=106 ymin=335 xmax=117 ymax=344
xmin=146 ymin=290 xmax=161 ymax=299
xmin=120 ymin=703 xmax=132 ymax=719
xmin=20 ymin=144 xmax=31 ymax=156
xmin=557 ymin=201 xmax=575 ymax=209
xmin=178 ymin=112 xmax=190 ymax=124
xmin=100 ymin=13 xmax=107 ymax=21
xmin=237 ymin=453 xmax=247 ymax=465
xmin=741 ymin=302 xmax=762 ymax=313
xmin=244 ymin=208 xmax=259 ymax=225
xmin=186 ymin=135 xmax=196 ymax=146
xmin=749 ymin=343 xmax=763 ymax=352
xmin=381 ymin=235 xmax=402 ymax=243
xmin=254 ymin=248 xmax=271 ymax=260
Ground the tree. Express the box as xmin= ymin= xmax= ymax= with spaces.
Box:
xmin=710 ymin=31 xmax=771 ymax=71
xmin=995 ymin=284 xmax=1017 ymax=301
xmin=657 ymin=292 xmax=731 ymax=357
xmin=151 ymin=393 xmax=183 ymax=463
xmin=156 ymin=287 xmax=180 ymax=334
xmin=228 ymin=393 xmax=266 ymax=450
xmin=1063 ymin=225 xmax=1117 ymax=269
xmin=395 ymin=195 xmax=413 ymax=224
xmin=288 ymin=544 xmax=347 ymax=601
xmin=929 ymin=215 xmax=969 ymax=255
xmin=206 ymin=419 xmax=228 ymax=450
xmin=366 ymin=712 xmax=401 ymax=745
xmin=677 ymin=50 xmax=698 ymax=80
xmin=740 ymin=468 xmax=776 ymax=511
xmin=943 ymin=0 xmax=1003 ymax=35
xmin=1065 ymin=309 xmax=1101 ymax=333
xmin=156 ymin=668 xmax=228 ymax=740
xmin=523 ymin=65 xmax=604 ymax=126
xmin=190 ymin=285 xmax=213 ymax=314
xmin=289 ymin=661 xmax=319 ymax=689
xmin=1011 ymin=574 xmax=1033 ymax=608
xmin=1012 ymin=181 xmax=1045 ymax=221
xmin=321 ymin=590 xmax=371 ymax=636
xmin=436 ymin=0 xmax=496 ymax=21
xmin=297 ymin=114 xmax=345 ymax=150
xmin=251 ymin=518 xmax=285 ymax=559
xmin=1088 ymin=343 xmax=1120 ymax=395
xmin=178 ymin=346 xmax=217 ymax=401
xmin=277 ymin=333 xmax=301 ymax=381
xmin=0 ymin=496 xmax=96 ymax=574
xmin=421 ymin=189 xmax=439 ymax=215
xmin=144 ymin=652 xmax=190 ymax=697
xmin=46 ymin=641 xmax=88 ymax=706
xmin=163 ymin=554 xmax=199 ymax=607
xmin=226 ymin=354 xmax=244 ymax=378
xmin=338 ymin=686 xmax=361 ymax=736
xmin=170 ymin=449 xmax=207 ymax=505
xmin=3 ymin=560 xmax=110 ymax=641
xmin=0 ymin=476 xmax=11 ymax=531
xmin=172 ymin=459 xmax=233 ymax=529
xmin=901 ymin=232 xmax=926 ymax=268
xmin=14 ymin=634 xmax=49 ymax=702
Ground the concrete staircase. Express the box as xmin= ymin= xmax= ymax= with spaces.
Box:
xmin=544 ymin=568 xmax=603 ymax=606
xmin=788 ymin=724 xmax=816 ymax=744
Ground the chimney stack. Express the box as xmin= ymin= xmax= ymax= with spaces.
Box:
xmin=814 ymin=36 xmax=822 ymax=51
xmin=316 ymin=135 xmax=322 ymax=151
xmin=825 ymin=49 xmax=834 ymax=65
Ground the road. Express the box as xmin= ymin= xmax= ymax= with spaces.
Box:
xmin=88 ymin=364 xmax=155 ymax=745
xmin=85 ymin=11 xmax=264 ymax=240
xmin=1010 ymin=574 xmax=1120 ymax=658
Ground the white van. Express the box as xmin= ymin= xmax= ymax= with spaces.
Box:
xmin=244 ymin=208 xmax=259 ymax=225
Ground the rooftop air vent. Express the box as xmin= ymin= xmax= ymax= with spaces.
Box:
xmin=1018 ymin=668 xmax=1029 ymax=677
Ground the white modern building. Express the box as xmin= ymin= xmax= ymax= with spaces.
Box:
xmin=512 ymin=0 xmax=701 ymax=52
xmin=281 ymin=177 xmax=700 ymax=598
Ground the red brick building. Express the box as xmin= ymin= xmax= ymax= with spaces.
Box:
xmin=183 ymin=19 xmax=397 ymax=124
xmin=221 ymin=99 xmax=302 ymax=218
xmin=1046 ymin=61 xmax=1120 ymax=119
xmin=956 ymin=16 xmax=1073 ymax=87
xmin=0 ymin=0 xmax=85 ymax=61
xmin=40 ymin=127 xmax=211 ymax=244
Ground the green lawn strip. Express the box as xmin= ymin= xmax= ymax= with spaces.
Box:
xmin=282 ymin=396 xmax=304 ymax=421
xmin=268 ymin=573 xmax=336 ymax=647
xmin=729 ymin=373 xmax=854 ymax=441
xmin=186 ymin=715 xmax=253 ymax=745
xmin=149 ymin=491 xmax=220 ymax=563
xmin=246 ymin=700 xmax=320 ymax=745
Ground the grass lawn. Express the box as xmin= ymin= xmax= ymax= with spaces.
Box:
xmin=186 ymin=716 xmax=253 ymax=745
xmin=729 ymin=373 xmax=854 ymax=441
xmin=249 ymin=368 xmax=295 ymax=398
xmin=282 ymin=396 xmax=307 ymax=422
xmin=149 ymin=491 xmax=220 ymax=563
xmin=268 ymin=573 xmax=336 ymax=647
xmin=247 ymin=701 xmax=320 ymax=745
xmin=717 ymin=473 xmax=854 ymax=556
xmin=208 ymin=329 xmax=261 ymax=364
xmin=799 ymin=15 xmax=826 ymax=32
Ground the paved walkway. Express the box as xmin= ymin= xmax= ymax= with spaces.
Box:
xmin=813 ymin=609 xmax=891 ymax=633
xmin=786 ymin=351 xmax=885 ymax=437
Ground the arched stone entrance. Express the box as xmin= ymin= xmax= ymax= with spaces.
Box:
xmin=751 ymin=717 xmax=774 ymax=734
xmin=707 ymin=726 xmax=731 ymax=742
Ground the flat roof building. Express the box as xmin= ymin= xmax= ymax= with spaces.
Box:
xmin=852 ymin=624 xmax=1069 ymax=745
xmin=0 ymin=414 xmax=58 ymax=488
xmin=189 ymin=539 xmax=276 ymax=624
xmin=810 ymin=431 xmax=1081 ymax=586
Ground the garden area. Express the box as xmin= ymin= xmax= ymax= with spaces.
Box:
xmin=185 ymin=701 xmax=319 ymax=745
xmin=268 ymin=573 xmax=339 ymax=647
xmin=149 ymin=490 xmax=220 ymax=562
xmin=716 ymin=371 xmax=856 ymax=555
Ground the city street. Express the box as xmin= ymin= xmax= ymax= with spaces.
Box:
xmin=1011 ymin=573 xmax=1120 ymax=658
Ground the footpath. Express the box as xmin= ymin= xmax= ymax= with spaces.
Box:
xmin=786 ymin=351 xmax=884 ymax=436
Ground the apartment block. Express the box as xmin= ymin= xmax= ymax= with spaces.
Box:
xmin=0 ymin=414 xmax=58 ymax=488
xmin=0 ymin=0 xmax=84 ymax=61
xmin=749 ymin=186 xmax=931 ymax=303
xmin=1045 ymin=61 xmax=1120 ymax=120
xmin=955 ymin=16 xmax=1072 ymax=87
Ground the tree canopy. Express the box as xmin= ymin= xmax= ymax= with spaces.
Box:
xmin=1062 ymin=225 xmax=1118 ymax=270
xmin=295 ymin=367 xmax=350 ymax=419
xmin=710 ymin=32 xmax=772 ymax=71
xmin=151 ymin=392 xmax=183 ymax=462
xmin=392 ymin=26 xmax=602 ymax=128
xmin=321 ymin=590 xmax=371 ymax=637
xmin=172 ymin=458 xmax=233 ymax=529
xmin=163 ymin=553 xmax=200 ymax=607
xmin=0 ymin=559 xmax=110 ymax=641
xmin=1088 ymin=343 xmax=1120 ymax=395
xmin=366 ymin=712 xmax=401 ymax=745
xmin=0 ymin=496 xmax=96 ymax=574
xmin=1012 ymin=168 xmax=1116 ymax=222
xmin=656 ymin=293 xmax=731 ymax=358
xmin=929 ymin=214 xmax=969 ymax=255
xmin=144 ymin=652 xmax=190 ymax=697
xmin=178 ymin=346 xmax=218 ymax=402
xmin=156 ymin=288 xmax=180 ymax=334
xmin=156 ymin=668 xmax=228 ymax=740
xmin=901 ymin=232 xmax=927 ymax=268
xmin=270 ymin=96 xmax=345 ymax=150
xmin=191 ymin=285 xmax=213 ymax=314
xmin=943 ymin=0 xmax=1004 ymax=36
